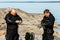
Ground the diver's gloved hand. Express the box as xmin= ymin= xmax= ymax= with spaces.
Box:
xmin=16 ymin=20 xmax=22 ymax=24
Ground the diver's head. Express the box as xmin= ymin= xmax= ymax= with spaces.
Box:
xmin=44 ymin=9 xmax=50 ymax=17
xmin=10 ymin=9 xmax=17 ymax=16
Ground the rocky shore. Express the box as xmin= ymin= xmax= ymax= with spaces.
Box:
xmin=0 ymin=8 xmax=60 ymax=40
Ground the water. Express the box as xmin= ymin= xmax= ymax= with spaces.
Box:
xmin=0 ymin=3 xmax=60 ymax=24
xmin=0 ymin=2 xmax=60 ymax=32
xmin=54 ymin=27 xmax=60 ymax=32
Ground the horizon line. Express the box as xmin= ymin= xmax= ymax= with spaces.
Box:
xmin=0 ymin=1 xmax=60 ymax=3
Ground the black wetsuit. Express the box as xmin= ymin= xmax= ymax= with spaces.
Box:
xmin=5 ymin=13 xmax=23 ymax=40
xmin=41 ymin=13 xmax=55 ymax=40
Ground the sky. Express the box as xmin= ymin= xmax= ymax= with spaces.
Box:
xmin=0 ymin=0 xmax=60 ymax=24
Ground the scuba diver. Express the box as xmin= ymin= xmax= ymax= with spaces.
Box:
xmin=41 ymin=9 xmax=55 ymax=40
xmin=5 ymin=9 xmax=23 ymax=40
